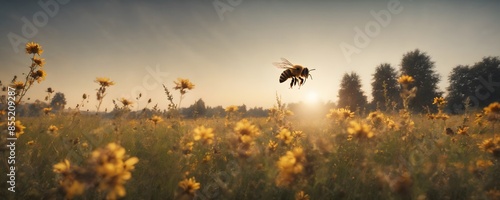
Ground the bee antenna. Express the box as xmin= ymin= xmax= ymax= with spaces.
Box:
xmin=310 ymin=69 xmax=316 ymax=71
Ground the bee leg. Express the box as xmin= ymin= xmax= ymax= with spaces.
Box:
xmin=293 ymin=77 xmax=299 ymax=88
xmin=289 ymin=78 xmax=295 ymax=88
xmin=298 ymin=77 xmax=304 ymax=88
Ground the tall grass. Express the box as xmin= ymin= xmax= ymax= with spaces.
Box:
xmin=1 ymin=104 xmax=499 ymax=199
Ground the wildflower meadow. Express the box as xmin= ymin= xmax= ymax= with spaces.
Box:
xmin=1 ymin=42 xmax=500 ymax=200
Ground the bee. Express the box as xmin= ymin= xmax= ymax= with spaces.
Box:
xmin=273 ymin=58 xmax=315 ymax=88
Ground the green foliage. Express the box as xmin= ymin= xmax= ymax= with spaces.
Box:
xmin=50 ymin=92 xmax=67 ymax=111
xmin=182 ymin=98 xmax=207 ymax=118
xmin=15 ymin=100 xmax=49 ymax=117
xmin=371 ymin=63 xmax=400 ymax=111
xmin=338 ymin=72 xmax=368 ymax=111
xmin=400 ymin=49 xmax=442 ymax=112
xmin=446 ymin=56 xmax=500 ymax=114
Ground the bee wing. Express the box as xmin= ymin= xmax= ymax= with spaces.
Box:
xmin=280 ymin=57 xmax=294 ymax=66
xmin=273 ymin=62 xmax=292 ymax=69
xmin=273 ymin=57 xmax=294 ymax=69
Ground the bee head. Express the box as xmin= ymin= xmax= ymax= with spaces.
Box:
xmin=301 ymin=68 xmax=309 ymax=77
xmin=301 ymin=68 xmax=316 ymax=79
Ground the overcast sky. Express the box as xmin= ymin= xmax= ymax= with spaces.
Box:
xmin=1 ymin=0 xmax=499 ymax=111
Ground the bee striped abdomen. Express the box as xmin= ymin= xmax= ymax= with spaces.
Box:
xmin=279 ymin=69 xmax=293 ymax=83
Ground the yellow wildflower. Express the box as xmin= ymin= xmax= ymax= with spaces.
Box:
xmin=347 ymin=121 xmax=374 ymax=139
xmin=193 ymin=125 xmax=215 ymax=145
xmin=173 ymin=78 xmax=195 ymax=94
xmin=398 ymin=75 xmax=414 ymax=85
xmin=326 ymin=108 xmax=354 ymax=121
xmin=33 ymin=57 xmax=45 ymax=67
xmin=385 ymin=118 xmax=399 ymax=130
xmin=276 ymin=127 xmax=293 ymax=145
xmin=225 ymin=105 xmax=238 ymax=112
xmin=176 ymin=177 xmax=200 ymax=199
xmin=293 ymin=130 xmax=305 ymax=138
xmin=433 ymin=97 xmax=447 ymax=105
xmin=149 ymin=115 xmax=163 ymax=126
xmin=276 ymin=147 xmax=306 ymax=187
xmin=436 ymin=113 xmax=450 ymax=121
xmin=14 ymin=120 xmax=26 ymax=138
xmin=456 ymin=126 xmax=469 ymax=136
xmin=119 ymin=98 xmax=133 ymax=108
xmin=25 ymin=42 xmax=43 ymax=55
xmin=47 ymin=125 xmax=59 ymax=134
xmin=11 ymin=81 xmax=24 ymax=90
xmin=484 ymin=102 xmax=500 ymax=123
xmin=367 ymin=111 xmax=385 ymax=128
xmin=267 ymin=140 xmax=278 ymax=152
xmin=234 ymin=119 xmax=260 ymax=137
xmin=95 ymin=77 xmax=115 ymax=87
xmin=30 ymin=69 xmax=46 ymax=83
xmin=478 ymin=137 xmax=500 ymax=157
xmin=53 ymin=159 xmax=86 ymax=199
xmin=182 ymin=142 xmax=194 ymax=155
xmin=53 ymin=159 xmax=71 ymax=174
xmin=43 ymin=107 xmax=52 ymax=115
xmin=89 ymin=143 xmax=138 ymax=200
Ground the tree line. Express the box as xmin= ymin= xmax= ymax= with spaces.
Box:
xmin=338 ymin=49 xmax=500 ymax=114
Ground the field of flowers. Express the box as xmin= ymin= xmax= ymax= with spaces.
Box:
xmin=1 ymin=42 xmax=500 ymax=200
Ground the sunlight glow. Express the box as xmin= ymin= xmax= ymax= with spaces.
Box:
xmin=306 ymin=91 xmax=318 ymax=104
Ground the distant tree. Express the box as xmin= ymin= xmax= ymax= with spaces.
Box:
xmin=50 ymin=92 xmax=67 ymax=111
xmin=470 ymin=56 xmax=500 ymax=107
xmin=193 ymin=98 xmax=207 ymax=117
xmin=371 ymin=63 xmax=400 ymax=111
xmin=446 ymin=65 xmax=473 ymax=113
xmin=338 ymin=72 xmax=368 ymax=111
xmin=246 ymin=107 xmax=268 ymax=117
xmin=238 ymin=104 xmax=247 ymax=116
xmin=183 ymin=98 xmax=207 ymax=118
xmin=446 ymin=56 xmax=500 ymax=113
xmin=205 ymin=106 xmax=225 ymax=118
xmin=17 ymin=100 xmax=49 ymax=117
xmin=400 ymin=49 xmax=442 ymax=112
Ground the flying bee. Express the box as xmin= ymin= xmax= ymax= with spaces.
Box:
xmin=273 ymin=58 xmax=315 ymax=88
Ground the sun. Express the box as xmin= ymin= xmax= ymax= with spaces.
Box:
xmin=306 ymin=91 xmax=318 ymax=104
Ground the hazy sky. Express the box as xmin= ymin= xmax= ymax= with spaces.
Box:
xmin=1 ymin=0 xmax=499 ymax=111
